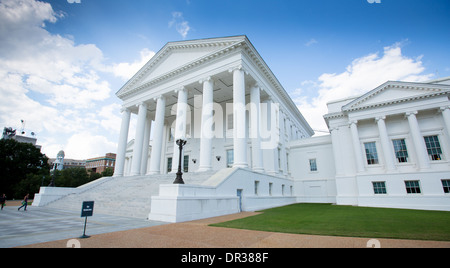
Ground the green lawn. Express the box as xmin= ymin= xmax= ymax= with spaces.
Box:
xmin=210 ymin=203 xmax=450 ymax=241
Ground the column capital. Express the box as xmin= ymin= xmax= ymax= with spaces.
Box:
xmin=175 ymin=86 xmax=187 ymax=94
xmin=250 ymin=82 xmax=261 ymax=90
xmin=199 ymin=76 xmax=214 ymax=84
xmin=330 ymin=127 xmax=339 ymax=133
xmin=439 ymin=106 xmax=450 ymax=112
xmin=136 ymin=102 xmax=148 ymax=108
xmin=348 ymin=120 xmax=358 ymax=127
xmin=405 ymin=111 xmax=418 ymax=117
xmin=153 ymin=95 xmax=166 ymax=102
xmin=375 ymin=116 xmax=386 ymax=122
xmin=120 ymin=106 xmax=131 ymax=113
xmin=228 ymin=64 xmax=249 ymax=75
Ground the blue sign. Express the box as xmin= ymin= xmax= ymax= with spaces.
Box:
xmin=81 ymin=201 xmax=94 ymax=217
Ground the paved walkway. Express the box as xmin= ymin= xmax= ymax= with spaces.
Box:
xmin=1 ymin=206 xmax=448 ymax=248
xmin=0 ymin=205 xmax=166 ymax=248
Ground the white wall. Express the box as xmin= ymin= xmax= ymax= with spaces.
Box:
xmin=292 ymin=82 xmax=450 ymax=211
xmin=148 ymin=168 xmax=296 ymax=222
xmin=289 ymin=135 xmax=337 ymax=204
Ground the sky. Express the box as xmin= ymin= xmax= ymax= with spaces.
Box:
xmin=0 ymin=0 xmax=449 ymax=160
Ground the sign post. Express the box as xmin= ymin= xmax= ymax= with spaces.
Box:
xmin=80 ymin=201 xmax=94 ymax=239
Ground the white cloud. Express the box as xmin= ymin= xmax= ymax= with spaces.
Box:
xmin=0 ymin=0 xmax=151 ymax=160
xmin=111 ymin=48 xmax=155 ymax=81
xmin=294 ymin=43 xmax=434 ymax=134
xmin=98 ymin=103 xmax=123 ymax=133
xmin=305 ymin=38 xmax=318 ymax=47
xmin=169 ymin=11 xmax=191 ymax=39
xmin=64 ymin=132 xmax=117 ymax=159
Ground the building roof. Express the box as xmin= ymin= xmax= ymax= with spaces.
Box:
xmin=116 ymin=35 xmax=314 ymax=136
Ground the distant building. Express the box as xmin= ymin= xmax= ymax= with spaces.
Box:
xmin=53 ymin=150 xmax=65 ymax=171
xmin=2 ymin=127 xmax=41 ymax=150
xmin=49 ymin=150 xmax=86 ymax=171
xmin=86 ymin=153 xmax=116 ymax=174
xmin=49 ymin=158 xmax=86 ymax=170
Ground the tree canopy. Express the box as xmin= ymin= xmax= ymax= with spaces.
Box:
xmin=0 ymin=138 xmax=113 ymax=200
xmin=0 ymin=138 xmax=50 ymax=199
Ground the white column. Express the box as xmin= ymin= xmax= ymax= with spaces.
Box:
xmin=440 ymin=106 xmax=450 ymax=139
xmin=262 ymin=98 xmax=277 ymax=175
xmin=349 ymin=121 xmax=365 ymax=173
xmin=130 ymin=102 xmax=148 ymax=176
xmin=250 ymin=84 xmax=264 ymax=172
xmin=171 ymin=87 xmax=188 ymax=173
xmin=330 ymin=127 xmax=344 ymax=176
xmin=406 ymin=111 xmax=430 ymax=170
xmin=376 ymin=116 xmax=396 ymax=171
xmin=198 ymin=77 xmax=214 ymax=172
xmin=140 ymin=115 xmax=152 ymax=175
xmin=113 ymin=107 xmax=131 ymax=177
xmin=232 ymin=67 xmax=248 ymax=168
xmin=148 ymin=96 xmax=166 ymax=175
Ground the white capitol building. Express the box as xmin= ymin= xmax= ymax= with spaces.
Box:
xmin=34 ymin=36 xmax=450 ymax=222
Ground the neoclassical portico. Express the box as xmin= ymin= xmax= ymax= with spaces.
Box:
xmin=113 ymin=36 xmax=313 ymax=177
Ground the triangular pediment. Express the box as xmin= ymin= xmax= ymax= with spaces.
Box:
xmin=342 ymin=81 xmax=450 ymax=112
xmin=116 ymin=36 xmax=248 ymax=98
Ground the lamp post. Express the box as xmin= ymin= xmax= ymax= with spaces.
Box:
xmin=173 ymin=139 xmax=187 ymax=184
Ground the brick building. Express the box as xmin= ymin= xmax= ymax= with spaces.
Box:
xmin=86 ymin=153 xmax=116 ymax=174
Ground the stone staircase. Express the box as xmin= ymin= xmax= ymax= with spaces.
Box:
xmin=44 ymin=171 xmax=217 ymax=219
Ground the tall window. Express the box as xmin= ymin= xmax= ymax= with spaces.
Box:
xmin=364 ymin=142 xmax=379 ymax=165
xmin=227 ymin=114 xmax=233 ymax=130
xmin=405 ymin=180 xmax=421 ymax=194
xmin=393 ymin=139 xmax=409 ymax=163
xmin=169 ymin=127 xmax=175 ymax=141
xmin=277 ymin=148 xmax=282 ymax=171
xmin=372 ymin=181 xmax=387 ymax=194
xmin=183 ymin=155 xmax=189 ymax=173
xmin=254 ymin=181 xmax=260 ymax=196
xmin=442 ymin=180 xmax=450 ymax=194
xmin=309 ymin=159 xmax=318 ymax=172
xmin=226 ymin=149 xmax=234 ymax=168
xmin=185 ymin=123 xmax=191 ymax=138
xmin=167 ymin=157 xmax=172 ymax=173
xmin=424 ymin=135 xmax=443 ymax=161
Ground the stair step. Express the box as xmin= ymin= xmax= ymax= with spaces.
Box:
xmin=43 ymin=171 xmax=217 ymax=219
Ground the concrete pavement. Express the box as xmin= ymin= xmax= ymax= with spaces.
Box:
xmin=0 ymin=205 xmax=167 ymax=248
xmin=2 ymin=205 xmax=450 ymax=248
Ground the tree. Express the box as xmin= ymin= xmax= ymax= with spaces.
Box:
xmin=0 ymin=139 xmax=50 ymax=199
xmin=101 ymin=168 xmax=114 ymax=177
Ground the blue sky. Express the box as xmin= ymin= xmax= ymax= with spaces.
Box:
xmin=1 ymin=0 xmax=449 ymax=159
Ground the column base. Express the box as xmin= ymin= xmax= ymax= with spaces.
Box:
xmin=197 ymin=167 xmax=212 ymax=172
xmin=252 ymin=167 xmax=265 ymax=173
xmin=233 ymin=163 xmax=248 ymax=169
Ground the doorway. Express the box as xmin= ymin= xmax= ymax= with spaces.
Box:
xmin=237 ymin=189 xmax=243 ymax=212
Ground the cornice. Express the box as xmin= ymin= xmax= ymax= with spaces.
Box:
xmin=115 ymin=36 xmax=315 ymax=136
xmin=342 ymin=81 xmax=450 ymax=112
xmin=116 ymin=36 xmax=245 ymax=98
xmin=323 ymin=112 xmax=345 ymax=120
xmin=343 ymin=91 xmax=450 ymax=112
xmin=117 ymin=40 xmax=246 ymax=99
xmin=240 ymin=40 xmax=315 ymax=136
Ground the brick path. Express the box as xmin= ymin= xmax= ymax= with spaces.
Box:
xmin=20 ymin=212 xmax=450 ymax=248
